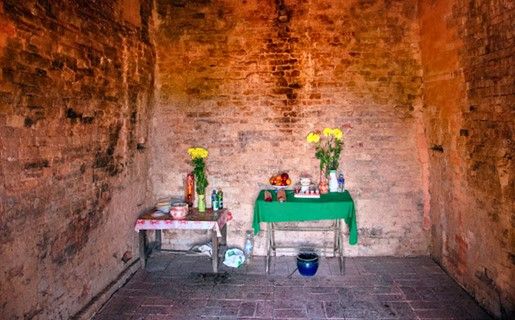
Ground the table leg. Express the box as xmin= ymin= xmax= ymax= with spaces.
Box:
xmin=220 ymin=224 xmax=227 ymax=246
xmin=212 ymin=229 xmax=219 ymax=273
xmin=139 ymin=230 xmax=147 ymax=269
xmin=271 ymin=223 xmax=276 ymax=257
xmin=156 ymin=230 xmax=162 ymax=250
xmin=266 ymin=223 xmax=272 ymax=274
xmin=337 ymin=220 xmax=345 ymax=274
xmin=333 ymin=220 xmax=338 ymax=257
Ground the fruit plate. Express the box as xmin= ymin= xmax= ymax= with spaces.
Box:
xmin=271 ymin=185 xmax=289 ymax=190
xmin=258 ymin=183 xmax=292 ymax=190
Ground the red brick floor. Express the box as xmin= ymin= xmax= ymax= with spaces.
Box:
xmin=93 ymin=253 xmax=492 ymax=319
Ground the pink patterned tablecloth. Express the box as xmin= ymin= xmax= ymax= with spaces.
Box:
xmin=134 ymin=208 xmax=232 ymax=237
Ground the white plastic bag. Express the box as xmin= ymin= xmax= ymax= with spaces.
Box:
xmin=223 ymin=248 xmax=245 ymax=268
xmin=190 ymin=242 xmax=213 ymax=257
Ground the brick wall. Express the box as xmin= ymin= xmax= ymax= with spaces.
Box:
xmin=0 ymin=0 xmax=154 ymax=318
xmin=419 ymin=0 xmax=514 ymax=317
xmin=151 ymin=0 xmax=429 ymax=256
xmin=3 ymin=0 xmax=509 ymax=318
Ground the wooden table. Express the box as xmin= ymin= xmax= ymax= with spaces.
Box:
xmin=135 ymin=208 xmax=230 ymax=273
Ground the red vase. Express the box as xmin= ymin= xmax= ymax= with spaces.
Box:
xmin=185 ymin=172 xmax=195 ymax=207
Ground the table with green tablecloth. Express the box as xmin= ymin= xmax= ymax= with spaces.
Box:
xmin=253 ymin=190 xmax=358 ymax=273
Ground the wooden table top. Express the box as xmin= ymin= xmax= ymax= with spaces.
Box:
xmin=139 ymin=208 xmax=228 ymax=222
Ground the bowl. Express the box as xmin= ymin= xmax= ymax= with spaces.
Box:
xmin=297 ymin=252 xmax=319 ymax=276
xmin=170 ymin=202 xmax=189 ymax=219
xmin=156 ymin=204 xmax=171 ymax=213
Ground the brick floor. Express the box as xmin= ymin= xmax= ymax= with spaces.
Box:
xmin=93 ymin=254 xmax=493 ymax=319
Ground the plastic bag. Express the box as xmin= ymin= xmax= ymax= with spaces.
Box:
xmin=190 ymin=242 xmax=213 ymax=257
xmin=223 ymin=248 xmax=245 ymax=268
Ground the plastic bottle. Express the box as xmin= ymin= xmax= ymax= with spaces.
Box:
xmin=211 ymin=190 xmax=219 ymax=211
xmin=337 ymin=173 xmax=345 ymax=192
xmin=217 ymin=189 xmax=223 ymax=209
xmin=243 ymin=230 xmax=254 ymax=264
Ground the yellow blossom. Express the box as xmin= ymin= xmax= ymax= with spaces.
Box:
xmin=332 ymin=128 xmax=343 ymax=140
xmin=306 ymin=127 xmax=344 ymax=172
xmin=188 ymin=147 xmax=209 ymax=159
xmin=322 ymin=128 xmax=333 ymax=137
xmin=306 ymin=132 xmax=320 ymax=143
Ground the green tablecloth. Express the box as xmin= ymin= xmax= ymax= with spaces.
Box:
xmin=253 ymin=190 xmax=358 ymax=245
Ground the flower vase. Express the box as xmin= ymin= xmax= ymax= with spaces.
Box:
xmin=329 ymin=170 xmax=338 ymax=192
xmin=319 ymin=169 xmax=329 ymax=194
xmin=197 ymin=194 xmax=206 ymax=212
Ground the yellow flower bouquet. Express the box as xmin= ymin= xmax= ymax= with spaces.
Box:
xmin=306 ymin=128 xmax=344 ymax=172
xmin=187 ymin=147 xmax=209 ymax=195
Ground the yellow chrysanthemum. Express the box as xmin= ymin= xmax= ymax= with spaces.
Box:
xmin=188 ymin=147 xmax=209 ymax=159
xmin=306 ymin=132 xmax=320 ymax=143
xmin=332 ymin=128 xmax=343 ymax=140
xmin=322 ymin=128 xmax=333 ymax=137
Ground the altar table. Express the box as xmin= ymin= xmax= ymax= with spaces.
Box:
xmin=253 ymin=190 xmax=357 ymax=273
xmin=135 ymin=208 xmax=232 ymax=273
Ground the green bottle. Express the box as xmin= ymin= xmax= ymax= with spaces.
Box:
xmin=217 ymin=189 xmax=223 ymax=209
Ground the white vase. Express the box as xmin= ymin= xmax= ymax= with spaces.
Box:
xmin=329 ymin=170 xmax=338 ymax=192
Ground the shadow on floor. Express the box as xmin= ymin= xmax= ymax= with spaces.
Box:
xmin=93 ymin=254 xmax=493 ymax=319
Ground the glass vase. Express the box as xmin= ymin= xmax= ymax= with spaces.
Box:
xmin=329 ymin=170 xmax=338 ymax=192
xmin=197 ymin=194 xmax=206 ymax=212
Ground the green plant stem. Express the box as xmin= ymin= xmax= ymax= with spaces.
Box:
xmin=192 ymin=158 xmax=208 ymax=195
xmin=313 ymin=136 xmax=343 ymax=172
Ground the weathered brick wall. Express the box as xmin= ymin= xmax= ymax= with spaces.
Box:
xmin=419 ymin=0 xmax=514 ymax=317
xmin=0 ymin=0 xmax=154 ymax=318
xmin=151 ymin=0 xmax=429 ymax=256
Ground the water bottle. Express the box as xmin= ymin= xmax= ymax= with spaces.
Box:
xmin=338 ymin=173 xmax=345 ymax=192
xmin=243 ymin=230 xmax=254 ymax=264
xmin=217 ymin=189 xmax=223 ymax=209
xmin=211 ymin=190 xmax=219 ymax=211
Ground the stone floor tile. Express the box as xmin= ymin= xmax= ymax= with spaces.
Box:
xmin=415 ymin=308 xmax=459 ymax=319
xmin=129 ymin=314 xmax=175 ymax=320
xmin=306 ymin=301 xmax=326 ymax=318
xmin=237 ymin=301 xmax=257 ymax=317
xmin=387 ymin=301 xmax=417 ymax=318
xmin=218 ymin=306 xmax=239 ymax=317
xmin=256 ymin=301 xmax=274 ymax=318
xmin=323 ymin=301 xmax=346 ymax=318
xmin=273 ymin=307 xmax=308 ymax=318
xmin=93 ymin=255 xmax=493 ymax=320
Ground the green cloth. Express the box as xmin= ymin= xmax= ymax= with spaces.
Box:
xmin=253 ymin=190 xmax=358 ymax=245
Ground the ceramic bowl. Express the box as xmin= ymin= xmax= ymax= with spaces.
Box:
xmin=170 ymin=202 xmax=189 ymax=219
xmin=297 ymin=252 xmax=319 ymax=276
